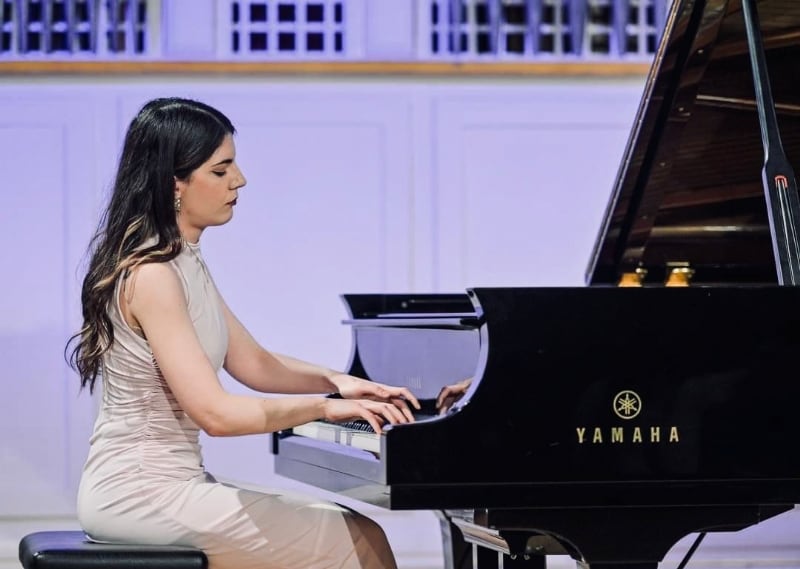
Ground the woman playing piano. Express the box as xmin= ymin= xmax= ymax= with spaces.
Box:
xmin=67 ymin=97 xmax=420 ymax=569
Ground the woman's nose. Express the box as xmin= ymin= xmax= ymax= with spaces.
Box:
xmin=233 ymin=167 xmax=246 ymax=189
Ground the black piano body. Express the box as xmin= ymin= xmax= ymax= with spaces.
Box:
xmin=273 ymin=0 xmax=800 ymax=567
xmin=275 ymin=287 xmax=800 ymax=568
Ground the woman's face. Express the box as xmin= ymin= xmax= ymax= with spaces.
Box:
xmin=175 ymin=134 xmax=246 ymax=241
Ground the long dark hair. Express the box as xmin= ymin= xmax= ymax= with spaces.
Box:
xmin=67 ymin=97 xmax=236 ymax=392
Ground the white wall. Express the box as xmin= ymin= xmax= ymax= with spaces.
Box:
xmin=2 ymin=75 xmax=799 ymax=569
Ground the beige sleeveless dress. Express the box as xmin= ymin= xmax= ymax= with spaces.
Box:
xmin=76 ymin=241 xmax=394 ymax=569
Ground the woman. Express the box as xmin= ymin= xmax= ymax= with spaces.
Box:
xmin=68 ymin=97 xmax=419 ymax=569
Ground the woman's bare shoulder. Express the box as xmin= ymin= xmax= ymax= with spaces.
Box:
xmin=124 ymin=261 xmax=184 ymax=306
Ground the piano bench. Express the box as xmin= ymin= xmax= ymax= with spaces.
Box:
xmin=19 ymin=531 xmax=208 ymax=569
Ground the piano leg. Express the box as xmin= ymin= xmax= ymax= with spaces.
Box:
xmin=474 ymin=545 xmax=499 ymax=568
xmin=436 ymin=510 xmax=474 ymax=569
xmin=440 ymin=511 xmax=550 ymax=568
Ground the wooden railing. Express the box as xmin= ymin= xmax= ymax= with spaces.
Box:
xmin=0 ymin=60 xmax=651 ymax=76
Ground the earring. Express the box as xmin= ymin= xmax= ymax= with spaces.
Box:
xmin=174 ymin=195 xmax=182 ymax=213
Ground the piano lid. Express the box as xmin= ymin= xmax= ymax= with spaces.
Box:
xmin=586 ymin=0 xmax=800 ymax=286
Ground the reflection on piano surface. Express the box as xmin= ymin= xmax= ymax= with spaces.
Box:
xmin=273 ymin=1 xmax=800 ymax=567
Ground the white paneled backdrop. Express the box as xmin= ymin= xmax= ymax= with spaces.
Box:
xmin=2 ymin=76 xmax=800 ymax=569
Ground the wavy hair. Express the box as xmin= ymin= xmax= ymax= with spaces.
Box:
xmin=67 ymin=97 xmax=236 ymax=392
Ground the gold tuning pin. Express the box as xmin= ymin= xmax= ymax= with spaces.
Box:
xmin=665 ymin=263 xmax=694 ymax=287
xmin=618 ymin=267 xmax=647 ymax=287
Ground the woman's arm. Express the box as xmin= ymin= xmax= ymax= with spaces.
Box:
xmin=128 ymin=263 xmax=408 ymax=435
xmin=219 ymin=296 xmax=420 ymax=417
xmin=219 ymin=297 xmax=335 ymax=394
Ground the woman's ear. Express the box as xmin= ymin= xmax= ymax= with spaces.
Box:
xmin=173 ymin=176 xmax=186 ymax=198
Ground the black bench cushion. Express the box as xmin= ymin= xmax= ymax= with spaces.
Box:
xmin=19 ymin=531 xmax=208 ymax=569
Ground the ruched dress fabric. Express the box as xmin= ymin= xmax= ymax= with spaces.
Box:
xmin=76 ymin=241 xmax=395 ymax=569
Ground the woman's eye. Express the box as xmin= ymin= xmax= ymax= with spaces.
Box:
xmin=212 ymin=171 xmax=226 ymax=177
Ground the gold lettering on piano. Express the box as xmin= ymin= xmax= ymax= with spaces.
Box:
xmin=575 ymin=426 xmax=681 ymax=444
xmin=575 ymin=392 xmax=680 ymax=445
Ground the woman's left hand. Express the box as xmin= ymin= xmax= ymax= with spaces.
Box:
xmin=329 ymin=373 xmax=421 ymax=422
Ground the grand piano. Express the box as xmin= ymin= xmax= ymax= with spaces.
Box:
xmin=272 ymin=0 xmax=800 ymax=567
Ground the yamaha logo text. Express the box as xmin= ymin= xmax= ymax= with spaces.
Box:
xmin=575 ymin=390 xmax=680 ymax=444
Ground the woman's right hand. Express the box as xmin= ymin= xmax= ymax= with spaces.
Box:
xmin=436 ymin=378 xmax=473 ymax=415
xmin=322 ymin=397 xmax=413 ymax=434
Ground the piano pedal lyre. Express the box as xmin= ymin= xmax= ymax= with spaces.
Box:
xmin=617 ymin=267 xmax=647 ymax=287
xmin=664 ymin=262 xmax=694 ymax=287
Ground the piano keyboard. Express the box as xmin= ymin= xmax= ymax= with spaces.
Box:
xmin=291 ymin=420 xmax=381 ymax=454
